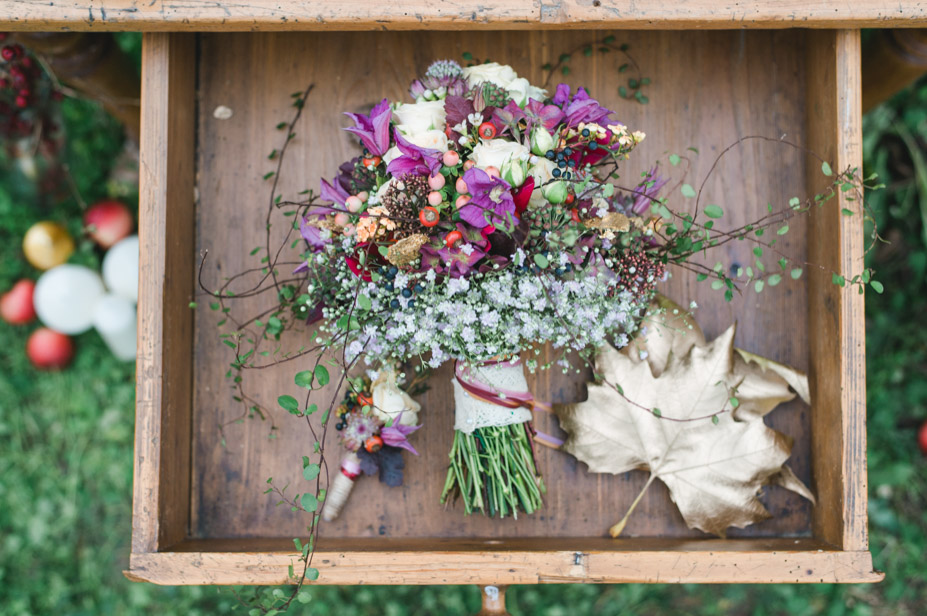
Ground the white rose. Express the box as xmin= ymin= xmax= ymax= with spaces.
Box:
xmin=371 ymin=368 xmax=420 ymax=426
xmin=470 ymin=139 xmax=529 ymax=170
xmin=506 ymin=77 xmax=547 ymax=108
xmin=381 ymin=147 xmax=401 ymax=166
xmin=461 ymin=62 xmax=519 ymax=89
xmin=393 ymin=100 xmax=446 ymax=137
xmin=400 ymin=129 xmax=449 ymax=152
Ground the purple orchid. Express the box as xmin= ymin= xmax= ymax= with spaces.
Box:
xmin=552 ymin=84 xmax=614 ymax=127
xmin=320 ymin=177 xmax=350 ymax=207
xmin=458 ymin=167 xmax=517 ymax=229
xmin=629 ymin=167 xmax=669 ymax=215
xmin=386 ymin=129 xmax=444 ymax=177
xmin=344 ymin=98 xmax=391 ymax=157
xmin=380 ymin=412 xmax=422 ymax=455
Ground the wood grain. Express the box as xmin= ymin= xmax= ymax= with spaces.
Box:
xmin=125 ymin=537 xmax=882 ymax=585
xmin=2 ymin=1 xmax=927 ymax=31
xmin=805 ymin=30 xmax=868 ymax=552
xmin=134 ymin=32 xmax=196 ymax=553
xmin=192 ymin=30 xmax=814 ymax=543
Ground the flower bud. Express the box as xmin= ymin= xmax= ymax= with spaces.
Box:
xmin=501 ymin=158 xmax=528 ymax=187
xmin=531 ymin=127 xmax=555 ymax=156
xmin=542 ymin=180 xmax=568 ymax=205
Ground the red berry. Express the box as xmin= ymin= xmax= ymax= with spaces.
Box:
xmin=17 ymin=88 xmax=29 ymax=98
xmin=419 ymin=206 xmax=439 ymax=227
xmin=21 ymin=56 xmax=32 ymax=68
xmin=570 ymin=208 xmax=581 ymax=223
xmin=26 ymin=328 xmax=74 ymax=370
xmin=361 ymin=156 xmax=381 ymax=168
xmin=445 ymin=230 xmax=463 ymax=247
xmin=919 ymin=421 xmax=927 ymax=456
xmin=478 ymin=122 xmax=497 ymax=140
xmin=1 ymin=46 xmax=14 ymax=61
xmin=565 ymin=192 xmax=575 ymax=205
xmin=14 ymin=95 xmax=27 ymax=108
xmin=84 ymin=199 xmax=134 ymax=248
xmin=0 ymin=279 xmax=36 ymax=325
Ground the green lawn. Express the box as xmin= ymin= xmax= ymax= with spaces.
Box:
xmin=1 ymin=36 xmax=926 ymax=615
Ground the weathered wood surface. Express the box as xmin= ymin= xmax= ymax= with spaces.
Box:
xmin=134 ymin=32 xmax=196 ymax=554
xmin=192 ymin=30 xmax=815 ymax=542
xmin=1 ymin=1 xmax=927 ymax=31
xmin=125 ymin=538 xmax=882 ymax=585
xmin=805 ymin=30 xmax=868 ymax=552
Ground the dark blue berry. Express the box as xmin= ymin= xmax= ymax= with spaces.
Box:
xmin=401 ymin=288 xmax=412 ymax=298
xmin=556 ymin=151 xmax=565 ymax=160
xmin=567 ymin=159 xmax=576 ymax=168
xmin=390 ymin=299 xmax=400 ymax=309
xmin=407 ymin=299 xmax=415 ymax=308
xmin=385 ymin=282 xmax=394 ymax=293
xmin=581 ymin=128 xmax=590 ymax=137
xmin=564 ymin=172 xmax=572 ymax=180
xmin=589 ymin=142 xmax=598 ymax=151
xmin=555 ymin=268 xmax=564 ymax=276
xmin=558 ymin=160 xmax=567 ymax=168
xmin=552 ymin=168 xmax=562 ymax=178
xmin=414 ymin=284 xmax=424 ymax=293
xmin=563 ymin=147 xmax=573 ymax=156
xmin=545 ymin=150 xmax=555 ymax=160
xmin=387 ymin=266 xmax=398 ymax=278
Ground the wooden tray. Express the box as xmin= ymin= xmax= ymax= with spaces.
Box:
xmin=130 ymin=29 xmax=881 ymax=584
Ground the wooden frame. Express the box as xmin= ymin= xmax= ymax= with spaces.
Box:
xmin=4 ymin=1 xmax=927 ymax=31
xmin=128 ymin=29 xmax=882 ymax=585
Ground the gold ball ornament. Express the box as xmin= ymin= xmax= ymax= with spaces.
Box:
xmin=23 ymin=221 xmax=75 ymax=270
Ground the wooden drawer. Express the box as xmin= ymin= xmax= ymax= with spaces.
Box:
xmin=130 ymin=29 xmax=881 ymax=585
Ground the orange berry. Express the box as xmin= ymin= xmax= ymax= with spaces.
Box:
xmin=478 ymin=122 xmax=497 ymax=139
xmin=365 ymin=435 xmax=384 ymax=453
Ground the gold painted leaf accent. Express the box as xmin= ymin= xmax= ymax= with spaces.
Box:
xmin=386 ymin=233 xmax=427 ymax=266
xmin=583 ymin=212 xmax=630 ymax=232
xmin=556 ymin=296 xmax=814 ymax=537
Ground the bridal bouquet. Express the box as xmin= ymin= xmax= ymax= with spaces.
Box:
xmin=298 ymin=59 xmax=670 ymax=517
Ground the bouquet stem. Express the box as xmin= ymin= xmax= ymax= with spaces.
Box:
xmin=441 ymin=422 xmax=545 ymax=518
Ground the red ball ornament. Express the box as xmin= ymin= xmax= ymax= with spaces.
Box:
xmin=0 ymin=279 xmax=36 ymax=325
xmin=919 ymin=420 xmax=927 ymax=456
xmin=84 ymin=200 xmax=134 ymax=249
xmin=26 ymin=328 xmax=74 ymax=370
xmin=478 ymin=122 xmax=497 ymax=140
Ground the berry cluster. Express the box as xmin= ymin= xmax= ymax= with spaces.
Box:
xmin=0 ymin=35 xmax=61 ymax=150
xmin=334 ymin=388 xmax=385 ymax=453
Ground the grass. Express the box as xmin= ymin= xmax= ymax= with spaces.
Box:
xmin=1 ymin=35 xmax=927 ymax=615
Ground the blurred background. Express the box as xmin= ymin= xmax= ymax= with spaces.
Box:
xmin=1 ymin=31 xmax=925 ymax=615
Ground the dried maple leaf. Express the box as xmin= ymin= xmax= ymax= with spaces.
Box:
xmin=556 ymin=296 xmax=814 ymax=537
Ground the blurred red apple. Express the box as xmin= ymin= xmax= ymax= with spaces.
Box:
xmin=84 ymin=200 xmax=134 ymax=248
xmin=1 ymin=279 xmax=37 ymax=324
xmin=919 ymin=420 xmax=927 ymax=456
xmin=26 ymin=327 xmax=74 ymax=370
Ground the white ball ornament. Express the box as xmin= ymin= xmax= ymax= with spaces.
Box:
xmin=102 ymin=235 xmax=139 ymax=302
xmin=92 ymin=294 xmax=137 ymax=361
xmin=34 ymin=265 xmax=105 ymax=334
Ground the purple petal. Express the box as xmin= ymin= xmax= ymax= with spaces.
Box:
xmin=320 ymin=178 xmax=350 ymax=206
xmin=552 ymin=83 xmax=571 ymax=107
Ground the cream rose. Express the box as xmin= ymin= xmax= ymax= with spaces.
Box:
xmin=470 ymin=139 xmax=529 ymax=170
xmin=461 ymin=62 xmax=519 ymax=89
xmin=506 ymin=77 xmax=547 ymax=108
xmin=393 ymin=100 xmax=446 ymax=137
xmin=402 ymin=129 xmax=449 ymax=152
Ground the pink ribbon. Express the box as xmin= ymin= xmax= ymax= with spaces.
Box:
xmin=454 ymin=358 xmax=564 ymax=448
